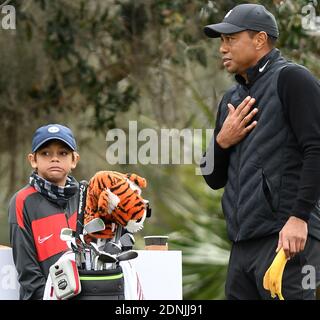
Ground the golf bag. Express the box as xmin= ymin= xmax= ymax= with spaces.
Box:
xmin=73 ymin=267 xmax=125 ymax=300
xmin=44 ymin=179 xmax=145 ymax=300
xmin=44 ymin=252 xmax=142 ymax=300
xmin=73 ymin=180 xmax=125 ymax=300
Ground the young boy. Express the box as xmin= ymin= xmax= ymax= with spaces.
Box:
xmin=8 ymin=124 xmax=80 ymax=300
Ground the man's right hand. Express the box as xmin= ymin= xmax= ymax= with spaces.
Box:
xmin=216 ymin=96 xmax=258 ymax=149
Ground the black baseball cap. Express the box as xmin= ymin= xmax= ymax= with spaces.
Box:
xmin=204 ymin=4 xmax=279 ymax=39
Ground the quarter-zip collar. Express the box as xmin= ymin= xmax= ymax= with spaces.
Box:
xmin=235 ymin=48 xmax=281 ymax=87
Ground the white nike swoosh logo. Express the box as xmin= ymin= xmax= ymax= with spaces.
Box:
xmin=259 ymin=60 xmax=269 ymax=72
xmin=38 ymin=234 xmax=53 ymax=244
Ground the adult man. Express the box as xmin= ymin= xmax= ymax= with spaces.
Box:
xmin=201 ymin=3 xmax=320 ymax=299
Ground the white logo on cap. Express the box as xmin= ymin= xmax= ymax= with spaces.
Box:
xmin=48 ymin=126 xmax=60 ymax=133
xmin=225 ymin=10 xmax=232 ymax=18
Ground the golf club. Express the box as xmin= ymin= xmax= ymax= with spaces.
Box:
xmin=83 ymin=218 xmax=106 ymax=235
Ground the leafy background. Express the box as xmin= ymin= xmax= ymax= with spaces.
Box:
xmin=0 ymin=0 xmax=319 ymax=299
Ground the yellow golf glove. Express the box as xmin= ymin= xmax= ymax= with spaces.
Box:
xmin=263 ymin=248 xmax=288 ymax=300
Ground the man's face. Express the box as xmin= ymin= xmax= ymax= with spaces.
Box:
xmin=28 ymin=140 xmax=79 ymax=186
xmin=219 ymin=31 xmax=259 ymax=76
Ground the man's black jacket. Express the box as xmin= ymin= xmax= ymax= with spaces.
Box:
xmin=201 ymin=48 xmax=320 ymax=242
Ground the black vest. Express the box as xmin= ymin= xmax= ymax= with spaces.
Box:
xmin=216 ymin=49 xmax=320 ymax=241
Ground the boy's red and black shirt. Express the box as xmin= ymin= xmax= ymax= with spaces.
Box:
xmin=8 ymin=178 xmax=79 ymax=300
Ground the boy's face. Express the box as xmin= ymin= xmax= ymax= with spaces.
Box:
xmin=28 ymin=140 xmax=80 ymax=186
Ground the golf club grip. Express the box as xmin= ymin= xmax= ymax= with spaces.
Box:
xmin=76 ymin=180 xmax=88 ymax=238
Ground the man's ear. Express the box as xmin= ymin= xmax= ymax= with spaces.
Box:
xmin=28 ymin=153 xmax=37 ymax=170
xmin=71 ymin=152 xmax=80 ymax=169
xmin=255 ymin=31 xmax=268 ymax=50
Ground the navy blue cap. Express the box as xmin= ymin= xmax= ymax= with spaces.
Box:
xmin=204 ymin=4 xmax=279 ymax=39
xmin=31 ymin=124 xmax=77 ymax=152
